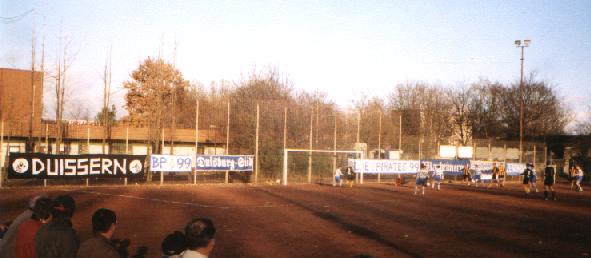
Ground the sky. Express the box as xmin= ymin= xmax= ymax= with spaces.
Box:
xmin=1 ymin=0 xmax=590 ymax=129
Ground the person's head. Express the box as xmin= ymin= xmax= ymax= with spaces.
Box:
xmin=53 ymin=195 xmax=76 ymax=218
xmin=31 ymin=197 xmax=54 ymax=222
xmin=162 ymin=231 xmax=186 ymax=257
xmin=420 ymin=164 xmax=426 ymax=169
xmin=527 ymin=162 xmax=533 ymax=168
xmin=185 ymin=218 xmax=216 ymax=254
xmin=492 ymin=162 xmax=496 ymax=167
xmin=92 ymin=208 xmax=117 ymax=239
xmin=28 ymin=194 xmax=48 ymax=209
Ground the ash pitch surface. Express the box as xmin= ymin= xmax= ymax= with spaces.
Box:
xmin=1 ymin=182 xmax=590 ymax=258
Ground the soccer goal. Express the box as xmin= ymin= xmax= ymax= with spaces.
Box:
xmin=282 ymin=148 xmax=364 ymax=185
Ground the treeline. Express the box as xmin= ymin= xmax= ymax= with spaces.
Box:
xmin=120 ymin=57 xmax=569 ymax=165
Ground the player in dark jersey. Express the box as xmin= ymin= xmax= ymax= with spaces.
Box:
xmin=543 ymin=162 xmax=557 ymax=200
xmin=522 ymin=163 xmax=533 ymax=194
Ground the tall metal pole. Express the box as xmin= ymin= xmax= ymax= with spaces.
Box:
xmin=399 ymin=114 xmax=402 ymax=151
xmin=86 ymin=125 xmax=90 ymax=186
xmin=378 ymin=112 xmax=382 ymax=183
xmin=125 ymin=126 xmax=129 ymax=186
xmin=1 ymin=119 xmax=4 ymax=188
xmin=194 ymin=99 xmax=199 ymax=185
xmin=356 ymin=110 xmax=361 ymax=143
xmin=254 ymin=104 xmax=260 ymax=184
xmin=332 ymin=114 xmax=337 ymax=186
xmin=225 ymin=102 xmax=230 ymax=184
xmin=519 ymin=45 xmax=525 ymax=163
xmin=308 ymin=109 xmax=313 ymax=184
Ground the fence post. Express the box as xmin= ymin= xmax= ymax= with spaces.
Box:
xmin=0 ymin=120 xmax=4 ymax=188
xmin=125 ymin=126 xmax=129 ymax=186
xmin=308 ymin=109 xmax=313 ymax=184
xmin=255 ymin=104 xmax=260 ymax=184
xmin=86 ymin=126 xmax=90 ymax=187
xmin=283 ymin=148 xmax=288 ymax=186
xmin=194 ymin=99 xmax=199 ymax=185
xmin=225 ymin=101 xmax=230 ymax=185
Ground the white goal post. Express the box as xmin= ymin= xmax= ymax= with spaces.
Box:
xmin=282 ymin=148 xmax=364 ymax=186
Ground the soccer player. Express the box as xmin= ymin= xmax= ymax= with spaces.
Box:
xmin=432 ymin=164 xmax=444 ymax=190
xmin=530 ymin=165 xmax=539 ymax=193
xmin=488 ymin=163 xmax=500 ymax=188
xmin=462 ymin=164 xmax=471 ymax=186
xmin=334 ymin=167 xmax=343 ymax=187
xmin=414 ymin=164 xmax=429 ymax=195
xmin=574 ymin=165 xmax=584 ymax=192
xmin=543 ymin=162 xmax=557 ymax=200
xmin=498 ymin=163 xmax=507 ymax=187
xmin=522 ymin=163 xmax=534 ymax=194
xmin=346 ymin=167 xmax=355 ymax=188
xmin=472 ymin=165 xmax=482 ymax=187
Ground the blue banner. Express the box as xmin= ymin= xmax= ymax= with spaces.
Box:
xmin=195 ymin=155 xmax=254 ymax=171
xmin=421 ymin=159 xmax=470 ymax=175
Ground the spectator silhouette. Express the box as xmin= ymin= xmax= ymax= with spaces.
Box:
xmin=162 ymin=231 xmax=186 ymax=258
xmin=77 ymin=208 xmax=119 ymax=258
xmin=16 ymin=197 xmax=54 ymax=258
xmin=0 ymin=194 xmax=47 ymax=258
xmin=35 ymin=195 xmax=79 ymax=258
xmin=181 ymin=218 xmax=216 ymax=258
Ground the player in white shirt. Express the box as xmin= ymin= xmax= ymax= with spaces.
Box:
xmin=414 ymin=164 xmax=429 ymax=195
xmin=432 ymin=164 xmax=444 ymax=190
xmin=334 ymin=167 xmax=343 ymax=187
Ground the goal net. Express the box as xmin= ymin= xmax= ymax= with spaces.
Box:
xmin=282 ymin=149 xmax=363 ymax=185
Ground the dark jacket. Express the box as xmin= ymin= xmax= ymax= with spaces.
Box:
xmin=35 ymin=216 xmax=79 ymax=258
xmin=77 ymin=235 xmax=119 ymax=258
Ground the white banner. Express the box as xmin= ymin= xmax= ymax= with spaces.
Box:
xmin=150 ymin=155 xmax=193 ymax=172
xmin=348 ymin=159 xmax=420 ymax=174
xmin=505 ymin=163 xmax=526 ymax=176
xmin=470 ymin=160 xmax=495 ymax=172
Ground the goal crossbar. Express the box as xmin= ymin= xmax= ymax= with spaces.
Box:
xmin=282 ymin=148 xmax=364 ymax=186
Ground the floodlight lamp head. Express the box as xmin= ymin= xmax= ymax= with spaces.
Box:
xmin=524 ymin=40 xmax=531 ymax=47
xmin=515 ymin=40 xmax=522 ymax=47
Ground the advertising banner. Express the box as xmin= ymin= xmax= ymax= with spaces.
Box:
xmin=505 ymin=163 xmax=526 ymax=176
xmin=7 ymin=153 xmax=146 ymax=179
xmin=421 ymin=159 xmax=470 ymax=175
xmin=150 ymin=155 xmax=193 ymax=172
xmin=348 ymin=159 xmax=420 ymax=174
xmin=195 ymin=155 xmax=254 ymax=171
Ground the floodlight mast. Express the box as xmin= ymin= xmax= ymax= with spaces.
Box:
xmin=515 ymin=39 xmax=531 ymax=162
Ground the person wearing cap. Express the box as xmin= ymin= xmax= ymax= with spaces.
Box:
xmin=35 ymin=195 xmax=80 ymax=258
xmin=0 ymin=194 xmax=47 ymax=258
xmin=16 ymin=197 xmax=54 ymax=258
xmin=162 ymin=231 xmax=187 ymax=258
xmin=543 ymin=162 xmax=558 ymax=200
xmin=77 ymin=208 xmax=119 ymax=258
xmin=522 ymin=163 xmax=534 ymax=194
xmin=182 ymin=218 xmax=216 ymax=258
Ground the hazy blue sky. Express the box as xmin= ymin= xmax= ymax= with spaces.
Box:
xmin=1 ymin=0 xmax=590 ymax=128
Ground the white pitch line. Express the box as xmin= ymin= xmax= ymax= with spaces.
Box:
xmin=76 ymin=190 xmax=297 ymax=209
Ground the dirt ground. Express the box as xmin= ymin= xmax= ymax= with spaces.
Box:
xmin=1 ymin=181 xmax=590 ymax=258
